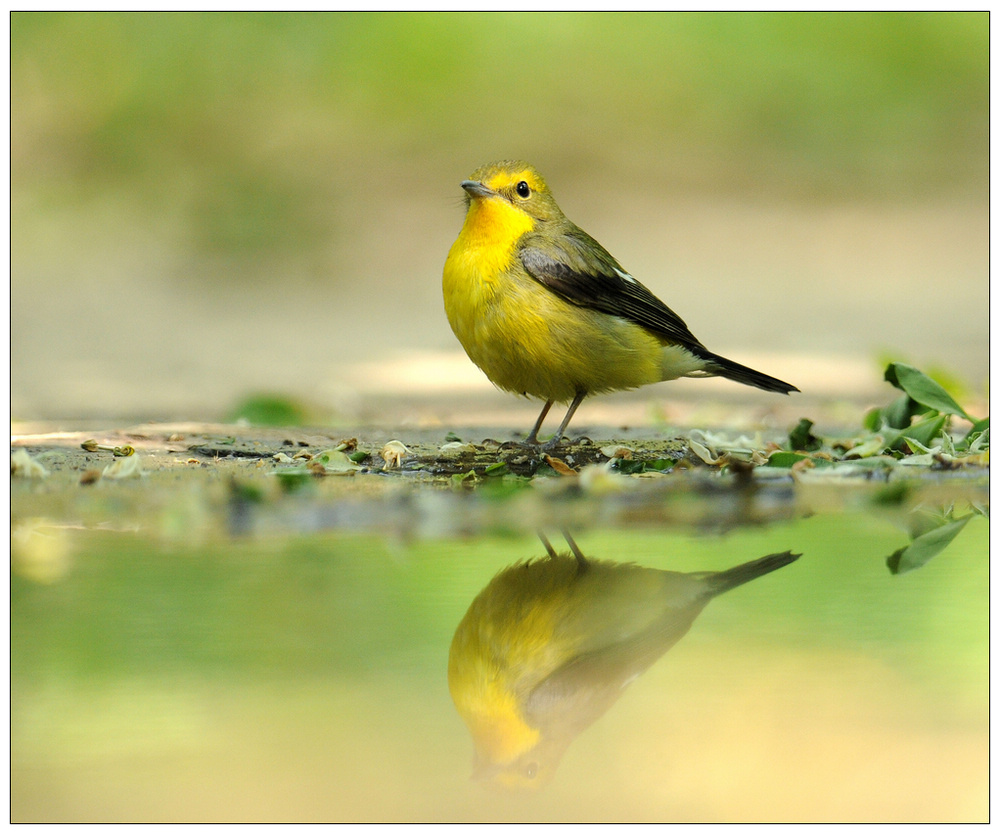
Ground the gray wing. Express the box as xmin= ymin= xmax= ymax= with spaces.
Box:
xmin=519 ymin=232 xmax=708 ymax=353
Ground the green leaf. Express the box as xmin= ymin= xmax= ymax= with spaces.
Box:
xmin=766 ymin=451 xmax=809 ymax=468
xmin=884 ymin=363 xmax=973 ymax=421
xmin=789 ymin=418 xmax=822 ymax=451
xmin=229 ymin=480 xmax=264 ymax=503
xmin=613 ymin=458 xmax=647 ymax=474
xmin=275 ymin=469 xmax=314 ymax=493
xmin=961 ymin=418 xmax=990 ymax=452
xmin=870 ymin=481 xmax=912 ymax=506
xmin=886 ymin=516 xmax=971 ymax=575
xmin=862 ymin=407 xmax=883 ymax=432
xmin=311 ymin=449 xmax=361 ymax=473
xmin=479 ymin=473 xmax=531 ymax=495
xmin=449 ymin=471 xmax=476 ymax=489
xmin=228 ymin=394 xmax=309 ymax=426
xmin=484 ymin=462 xmax=510 ymax=477
xmin=842 ymin=436 xmax=889 ymax=459
xmin=882 ymin=392 xmax=923 ymax=429
xmin=895 ymin=413 xmax=947 ymax=451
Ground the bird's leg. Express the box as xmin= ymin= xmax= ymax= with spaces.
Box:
xmin=539 ymin=530 xmax=588 ymax=573
xmin=540 ymin=391 xmax=586 ymax=451
xmin=563 ymin=530 xmax=589 ymax=573
xmin=523 ymin=400 xmax=554 ymax=446
xmin=538 ymin=532 xmax=558 ymax=559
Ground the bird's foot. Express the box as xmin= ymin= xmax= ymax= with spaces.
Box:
xmin=495 ymin=439 xmax=541 ymax=452
xmin=540 ymin=434 xmax=592 ymax=452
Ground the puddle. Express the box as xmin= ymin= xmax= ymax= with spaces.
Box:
xmin=10 ymin=447 xmax=988 ymax=821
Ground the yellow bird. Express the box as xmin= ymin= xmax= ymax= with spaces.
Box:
xmin=443 ymin=160 xmax=798 ymax=447
xmin=448 ymin=534 xmax=800 ymax=788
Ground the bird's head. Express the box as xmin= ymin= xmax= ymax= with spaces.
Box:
xmin=461 ymin=160 xmax=565 ymax=226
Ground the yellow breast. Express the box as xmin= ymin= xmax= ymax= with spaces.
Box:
xmin=443 ymin=196 xmax=670 ymax=403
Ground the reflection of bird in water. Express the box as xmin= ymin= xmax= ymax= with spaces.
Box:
xmin=448 ymin=534 xmax=799 ymax=789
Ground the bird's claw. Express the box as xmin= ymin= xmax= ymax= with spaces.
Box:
xmin=540 ymin=434 xmax=592 ymax=452
xmin=497 ymin=439 xmax=540 ymax=452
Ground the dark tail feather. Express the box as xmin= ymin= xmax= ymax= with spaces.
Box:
xmin=704 ymin=551 xmax=801 ymax=597
xmin=703 ymin=352 xmax=799 ymax=394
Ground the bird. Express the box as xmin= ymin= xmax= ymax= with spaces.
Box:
xmin=447 ymin=533 xmax=800 ymax=788
xmin=442 ymin=160 xmax=798 ymax=448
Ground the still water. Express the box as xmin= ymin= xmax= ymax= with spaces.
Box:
xmin=11 ymin=469 xmax=988 ymax=822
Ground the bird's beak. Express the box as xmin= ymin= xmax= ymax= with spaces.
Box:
xmin=461 ymin=180 xmax=496 ymax=200
xmin=471 ymin=748 xmax=502 ymax=782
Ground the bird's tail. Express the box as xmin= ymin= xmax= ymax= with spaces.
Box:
xmin=703 ymin=551 xmax=801 ymax=597
xmin=702 ymin=352 xmax=799 ymax=394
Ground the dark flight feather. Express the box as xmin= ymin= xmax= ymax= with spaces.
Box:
xmin=520 ymin=234 xmax=798 ymax=395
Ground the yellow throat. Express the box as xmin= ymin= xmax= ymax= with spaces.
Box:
xmin=444 ymin=170 xmax=538 ymax=290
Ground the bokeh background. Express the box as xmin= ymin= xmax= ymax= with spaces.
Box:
xmin=11 ymin=11 xmax=989 ymax=429
xmin=10 ymin=13 xmax=990 ymax=822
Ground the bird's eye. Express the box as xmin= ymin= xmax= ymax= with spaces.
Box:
xmin=516 ymin=181 xmax=531 ymax=198
xmin=525 ymin=762 xmax=538 ymax=779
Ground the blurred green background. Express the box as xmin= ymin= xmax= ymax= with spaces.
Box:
xmin=11 ymin=12 xmax=989 ymax=425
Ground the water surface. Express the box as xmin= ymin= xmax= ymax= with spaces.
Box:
xmin=11 ymin=469 xmax=988 ymax=822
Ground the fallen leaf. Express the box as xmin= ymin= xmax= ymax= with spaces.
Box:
xmin=381 ymin=440 xmax=409 ymax=470
xmin=688 ymin=440 xmax=720 ymax=465
xmin=10 ymin=449 xmax=48 ymax=479
xmin=310 ymin=449 xmax=361 ymax=475
xmin=102 ymin=454 xmax=144 ymax=479
xmin=80 ymin=469 xmax=101 ymax=485
xmin=542 ymin=454 xmax=578 ymax=476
